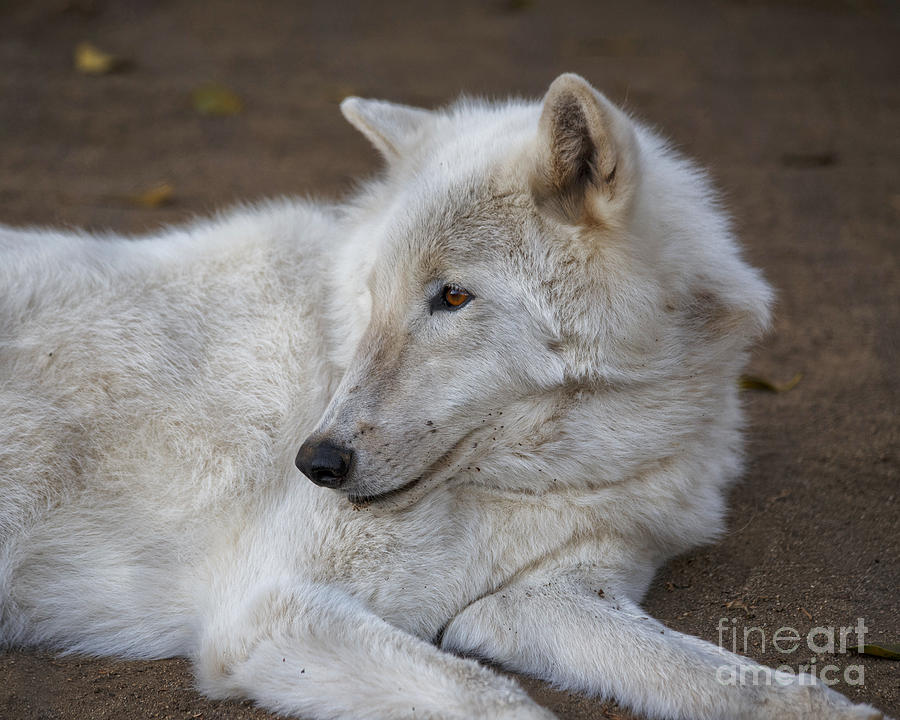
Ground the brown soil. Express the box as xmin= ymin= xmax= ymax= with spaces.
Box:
xmin=1 ymin=1 xmax=897 ymax=718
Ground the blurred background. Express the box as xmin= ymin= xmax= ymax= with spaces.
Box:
xmin=1 ymin=1 xmax=897 ymax=718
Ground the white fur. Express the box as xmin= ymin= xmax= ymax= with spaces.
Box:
xmin=0 ymin=74 xmax=887 ymax=720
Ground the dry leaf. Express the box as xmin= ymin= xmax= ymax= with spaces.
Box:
xmin=853 ymin=643 xmax=900 ymax=660
xmin=780 ymin=152 xmax=838 ymax=168
xmin=192 ymin=84 xmax=243 ymax=116
xmin=128 ymin=182 xmax=174 ymax=208
xmin=505 ymin=0 xmax=533 ymax=11
xmin=739 ymin=373 xmax=802 ymax=393
xmin=766 ymin=489 xmax=791 ymax=504
xmin=725 ymin=599 xmax=749 ymax=612
xmin=74 ymin=42 xmax=128 ymax=75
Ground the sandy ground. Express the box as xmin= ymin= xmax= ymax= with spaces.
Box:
xmin=0 ymin=0 xmax=897 ymax=718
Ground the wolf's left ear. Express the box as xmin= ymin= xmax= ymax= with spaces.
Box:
xmin=532 ymin=74 xmax=639 ymax=227
xmin=341 ymin=97 xmax=432 ymax=162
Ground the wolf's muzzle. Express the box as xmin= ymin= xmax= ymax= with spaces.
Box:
xmin=295 ymin=439 xmax=354 ymax=488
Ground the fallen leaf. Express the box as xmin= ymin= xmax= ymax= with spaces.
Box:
xmin=192 ymin=84 xmax=243 ymax=116
xmin=780 ymin=152 xmax=838 ymax=168
xmin=504 ymin=0 xmax=533 ymax=11
xmin=128 ymin=182 xmax=174 ymax=208
xmin=74 ymin=42 xmax=128 ymax=75
xmin=725 ymin=599 xmax=749 ymax=612
xmin=850 ymin=643 xmax=900 ymax=660
xmin=766 ymin=489 xmax=791 ymax=503
xmin=739 ymin=373 xmax=802 ymax=393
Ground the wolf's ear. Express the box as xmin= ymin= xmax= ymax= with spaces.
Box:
xmin=340 ymin=97 xmax=432 ymax=161
xmin=532 ymin=74 xmax=639 ymax=227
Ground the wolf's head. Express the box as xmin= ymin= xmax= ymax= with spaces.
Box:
xmin=295 ymin=74 xmax=772 ymax=515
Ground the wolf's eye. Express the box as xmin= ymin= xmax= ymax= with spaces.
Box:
xmin=430 ymin=285 xmax=473 ymax=314
xmin=443 ymin=286 xmax=470 ymax=307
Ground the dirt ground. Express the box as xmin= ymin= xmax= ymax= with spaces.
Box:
xmin=1 ymin=0 xmax=897 ymax=718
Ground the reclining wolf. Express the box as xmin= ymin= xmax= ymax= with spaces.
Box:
xmin=0 ymin=74 xmax=886 ymax=719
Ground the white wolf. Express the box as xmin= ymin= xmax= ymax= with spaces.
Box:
xmin=0 ymin=74 xmax=887 ymax=720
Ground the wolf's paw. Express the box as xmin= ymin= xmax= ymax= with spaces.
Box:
xmin=812 ymin=686 xmax=889 ymax=720
xmin=454 ymin=686 xmax=557 ymax=720
xmin=467 ymin=693 xmax=556 ymax=720
xmin=840 ymin=704 xmax=887 ymax=720
xmin=488 ymin=703 xmax=557 ymax=720
xmin=843 ymin=704 xmax=891 ymax=720
xmin=774 ymin=679 xmax=890 ymax=720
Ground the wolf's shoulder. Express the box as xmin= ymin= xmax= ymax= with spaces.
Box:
xmin=0 ymin=198 xmax=340 ymax=323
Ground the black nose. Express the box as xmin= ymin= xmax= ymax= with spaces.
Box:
xmin=295 ymin=439 xmax=354 ymax=488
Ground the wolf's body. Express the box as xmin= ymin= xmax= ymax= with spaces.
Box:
xmin=0 ymin=75 xmax=885 ymax=719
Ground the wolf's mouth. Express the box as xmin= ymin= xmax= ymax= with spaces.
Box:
xmin=347 ymin=425 xmax=487 ymax=506
xmin=347 ymin=475 xmax=423 ymax=506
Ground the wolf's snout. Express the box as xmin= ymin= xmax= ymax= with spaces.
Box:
xmin=295 ymin=439 xmax=354 ymax=488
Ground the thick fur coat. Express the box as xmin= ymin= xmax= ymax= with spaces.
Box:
xmin=0 ymin=74 xmax=887 ymax=719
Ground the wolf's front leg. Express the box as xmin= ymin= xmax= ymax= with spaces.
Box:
xmin=194 ymin=581 xmax=555 ymax=720
xmin=440 ymin=568 xmax=886 ymax=720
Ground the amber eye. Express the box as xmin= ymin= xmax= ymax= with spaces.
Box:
xmin=443 ymin=286 xmax=470 ymax=307
xmin=429 ymin=284 xmax=473 ymax=314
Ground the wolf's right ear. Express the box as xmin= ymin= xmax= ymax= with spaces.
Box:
xmin=341 ymin=97 xmax=432 ymax=162
xmin=532 ymin=74 xmax=639 ymax=228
